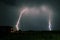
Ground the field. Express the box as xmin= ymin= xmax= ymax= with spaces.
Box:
xmin=0 ymin=31 xmax=60 ymax=40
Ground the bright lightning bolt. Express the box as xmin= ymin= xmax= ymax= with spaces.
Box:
xmin=49 ymin=18 xmax=51 ymax=31
xmin=48 ymin=11 xmax=52 ymax=31
xmin=15 ymin=8 xmax=28 ymax=31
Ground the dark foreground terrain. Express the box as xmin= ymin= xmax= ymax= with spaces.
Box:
xmin=0 ymin=26 xmax=60 ymax=40
xmin=0 ymin=31 xmax=60 ymax=40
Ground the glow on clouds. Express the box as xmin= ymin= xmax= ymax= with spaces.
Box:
xmin=15 ymin=5 xmax=53 ymax=31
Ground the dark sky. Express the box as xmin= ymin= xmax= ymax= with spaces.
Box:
xmin=0 ymin=0 xmax=60 ymax=31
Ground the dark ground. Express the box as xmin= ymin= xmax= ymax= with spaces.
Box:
xmin=0 ymin=31 xmax=60 ymax=40
xmin=0 ymin=26 xmax=60 ymax=40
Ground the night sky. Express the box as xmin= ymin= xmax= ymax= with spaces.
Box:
xmin=0 ymin=0 xmax=60 ymax=31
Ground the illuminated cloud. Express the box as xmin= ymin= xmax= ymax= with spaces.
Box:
xmin=15 ymin=4 xmax=53 ymax=31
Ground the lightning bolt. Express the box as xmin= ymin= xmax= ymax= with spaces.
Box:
xmin=48 ymin=11 xmax=52 ymax=31
xmin=49 ymin=18 xmax=51 ymax=31
xmin=15 ymin=8 xmax=28 ymax=31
